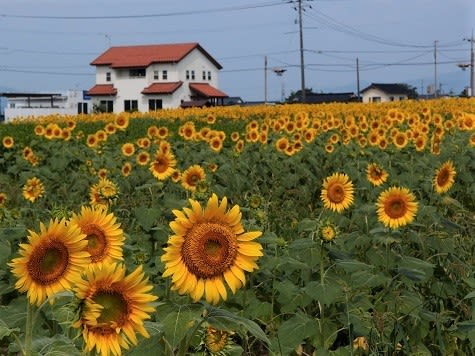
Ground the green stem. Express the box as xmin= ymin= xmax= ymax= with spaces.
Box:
xmin=320 ymin=242 xmax=325 ymax=348
xmin=25 ymin=302 xmax=34 ymax=356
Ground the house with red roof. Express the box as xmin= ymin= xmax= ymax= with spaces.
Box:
xmin=87 ymin=42 xmax=228 ymax=112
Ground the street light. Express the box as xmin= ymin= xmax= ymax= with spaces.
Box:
xmin=272 ymin=67 xmax=287 ymax=103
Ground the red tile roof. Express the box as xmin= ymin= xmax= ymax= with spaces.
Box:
xmin=189 ymin=83 xmax=228 ymax=98
xmin=142 ymin=82 xmax=183 ymax=95
xmin=90 ymin=43 xmax=222 ymax=69
xmin=87 ymin=84 xmax=117 ymax=96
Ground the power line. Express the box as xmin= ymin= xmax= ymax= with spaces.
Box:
xmin=0 ymin=1 xmax=285 ymax=20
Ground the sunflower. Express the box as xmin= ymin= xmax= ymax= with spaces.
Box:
xmin=70 ymin=206 xmax=125 ymax=267
xmin=9 ymin=219 xmax=89 ymax=306
xmin=321 ymin=173 xmax=354 ymax=213
xmin=181 ymin=165 xmax=206 ymax=192
xmin=86 ymin=134 xmax=99 ymax=148
xmin=23 ymin=177 xmax=45 ymax=202
xmin=366 ymin=163 xmax=389 ymax=186
xmin=121 ymin=162 xmax=132 ymax=177
xmin=114 ymin=115 xmax=129 ymax=130
xmin=149 ymin=149 xmax=177 ymax=180
xmin=73 ymin=263 xmax=157 ymax=356
xmin=0 ymin=192 xmax=7 ymax=207
xmin=209 ymin=137 xmax=223 ymax=152
xmin=136 ymin=150 xmax=150 ymax=166
xmin=319 ymin=221 xmax=339 ymax=242
xmin=353 ymin=337 xmax=369 ymax=352
xmin=433 ymin=160 xmax=456 ymax=194
xmin=376 ymin=186 xmax=418 ymax=229
xmin=275 ymin=137 xmax=289 ymax=152
xmin=161 ymin=194 xmax=263 ymax=305
xmin=89 ymin=178 xmax=119 ymax=208
xmin=121 ymin=143 xmax=135 ymax=157
xmin=2 ymin=136 xmax=14 ymax=149
xmin=34 ymin=125 xmax=45 ymax=136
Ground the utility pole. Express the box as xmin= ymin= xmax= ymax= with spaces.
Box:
xmin=434 ymin=40 xmax=438 ymax=98
xmin=297 ymin=0 xmax=306 ymax=103
xmin=264 ymin=56 xmax=268 ymax=104
xmin=464 ymin=30 xmax=475 ymax=97
xmin=356 ymin=57 xmax=360 ymax=100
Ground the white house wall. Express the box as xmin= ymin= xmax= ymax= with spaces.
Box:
xmin=362 ymin=88 xmax=407 ymax=103
xmin=92 ymin=48 xmax=221 ymax=113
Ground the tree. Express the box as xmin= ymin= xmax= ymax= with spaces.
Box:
xmin=285 ymin=88 xmax=315 ymax=103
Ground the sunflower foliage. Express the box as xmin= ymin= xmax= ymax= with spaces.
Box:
xmin=0 ymin=98 xmax=474 ymax=355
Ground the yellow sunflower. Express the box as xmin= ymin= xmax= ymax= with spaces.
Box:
xmin=73 ymin=263 xmax=157 ymax=356
xmin=321 ymin=173 xmax=354 ymax=213
xmin=366 ymin=163 xmax=389 ymax=186
xmin=376 ymin=186 xmax=418 ymax=229
xmin=136 ymin=151 xmax=150 ymax=166
xmin=149 ymin=149 xmax=177 ymax=180
xmin=22 ymin=177 xmax=45 ymax=202
xmin=0 ymin=192 xmax=7 ymax=207
xmin=121 ymin=162 xmax=132 ymax=177
xmin=2 ymin=136 xmax=14 ymax=149
xmin=69 ymin=206 xmax=125 ymax=267
xmin=121 ymin=143 xmax=135 ymax=157
xmin=181 ymin=165 xmax=206 ymax=192
xmin=89 ymin=178 xmax=119 ymax=208
xmin=9 ymin=219 xmax=89 ymax=306
xmin=161 ymin=194 xmax=263 ymax=305
xmin=433 ymin=160 xmax=456 ymax=194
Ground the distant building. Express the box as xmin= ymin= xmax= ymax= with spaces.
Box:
xmin=87 ymin=42 xmax=228 ymax=113
xmin=1 ymin=90 xmax=90 ymax=122
xmin=304 ymin=92 xmax=359 ymax=104
xmin=360 ymin=83 xmax=412 ymax=103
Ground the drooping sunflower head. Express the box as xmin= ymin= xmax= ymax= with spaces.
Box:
xmin=161 ymin=194 xmax=263 ymax=305
xmin=9 ymin=219 xmax=90 ymax=306
xmin=70 ymin=205 xmax=125 ymax=267
xmin=149 ymin=149 xmax=177 ymax=180
xmin=321 ymin=173 xmax=354 ymax=213
xmin=74 ymin=263 xmax=157 ymax=356
xmin=376 ymin=186 xmax=418 ymax=229
xmin=197 ymin=326 xmax=234 ymax=355
xmin=89 ymin=178 xmax=119 ymax=209
xmin=433 ymin=160 xmax=456 ymax=194
xmin=181 ymin=165 xmax=206 ymax=192
xmin=366 ymin=163 xmax=389 ymax=186
xmin=22 ymin=177 xmax=45 ymax=203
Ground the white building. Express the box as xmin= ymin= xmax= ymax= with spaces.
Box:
xmin=1 ymin=90 xmax=90 ymax=121
xmin=87 ymin=42 xmax=228 ymax=113
xmin=360 ymin=83 xmax=412 ymax=103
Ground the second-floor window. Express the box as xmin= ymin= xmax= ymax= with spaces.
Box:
xmin=207 ymin=71 xmax=211 ymax=80
xmin=153 ymin=70 xmax=159 ymax=80
xmin=202 ymin=71 xmax=206 ymax=80
xmin=186 ymin=70 xmax=190 ymax=80
xmin=162 ymin=70 xmax=168 ymax=80
xmin=106 ymin=72 xmax=111 ymax=82
xmin=191 ymin=70 xmax=195 ymax=80
xmin=129 ymin=68 xmax=145 ymax=78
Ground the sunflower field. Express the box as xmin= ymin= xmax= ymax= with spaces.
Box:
xmin=0 ymin=97 xmax=474 ymax=356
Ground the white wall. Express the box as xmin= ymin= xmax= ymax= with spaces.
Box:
xmin=362 ymin=88 xmax=407 ymax=103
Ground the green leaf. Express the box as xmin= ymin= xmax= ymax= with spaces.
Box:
xmin=297 ymin=218 xmax=318 ymax=232
xmin=205 ymin=306 xmax=270 ymax=346
xmin=396 ymin=256 xmax=434 ymax=282
xmin=277 ymin=312 xmax=318 ymax=354
xmin=160 ymin=306 xmax=202 ymax=350
xmin=304 ymin=281 xmax=342 ymax=305
xmin=0 ymin=320 xmax=20 ymax=339
xmin=336 ymin=259 xmax=374 ymax=273
xmin=133 ymin=206 xmax=162 ymax=231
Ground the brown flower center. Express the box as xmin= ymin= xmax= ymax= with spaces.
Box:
xmin=182 ymin=223 xmax=238 ymax=278
xmin=83 ymin=224 xmax=107 ymax=263
xmin=437 ymin=168 xmax=450 ymax=186
xmin=327 ymin=183 xmax=345 ymax=203
xmin=27 ymin=240 xmax=69 ymax=284
xmin=93 ymin=291 xmax=129 ymax=327
xmin=384 ymin=197 xmax=407 ymax=219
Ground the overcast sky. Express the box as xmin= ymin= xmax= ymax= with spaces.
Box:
xmin=0 ymin=0 xmax=473 ymax=101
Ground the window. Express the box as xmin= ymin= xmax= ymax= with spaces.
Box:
xmin=162 ymin=70 xmax=168 ymax=80
xmin=124 ymin=100 xmax=138 ymax=112
xmin=202 ymin=71 xmax=206 ymax=80
xmin=389 ymin=96 xmax=394 ymax=101
xmin=186 ymin=70 xmax=190 ymax=80
xmin=371 ymin=97 xmax=381 ymax=103
xmin=129 ymin=68 xmax=146 ymax=78
xmin=153 ymin=70 xmax=159 ymax=80
xmin=399 ymin=96 xmax=405 ymax=100
xmin=106 ymin=72 xmax=111 ymax=82
xmin=207 ymin=71 xmax=211 ymax=80
xmin=191 ymin=70 xmax=195 ymax=80
xmin=149 ymin=99 xmax=163 ymax=111
xmin=99 ymin=100 xmax=113 ymax=113
xmin=77 ymin=102 xmax=88 ymax=114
